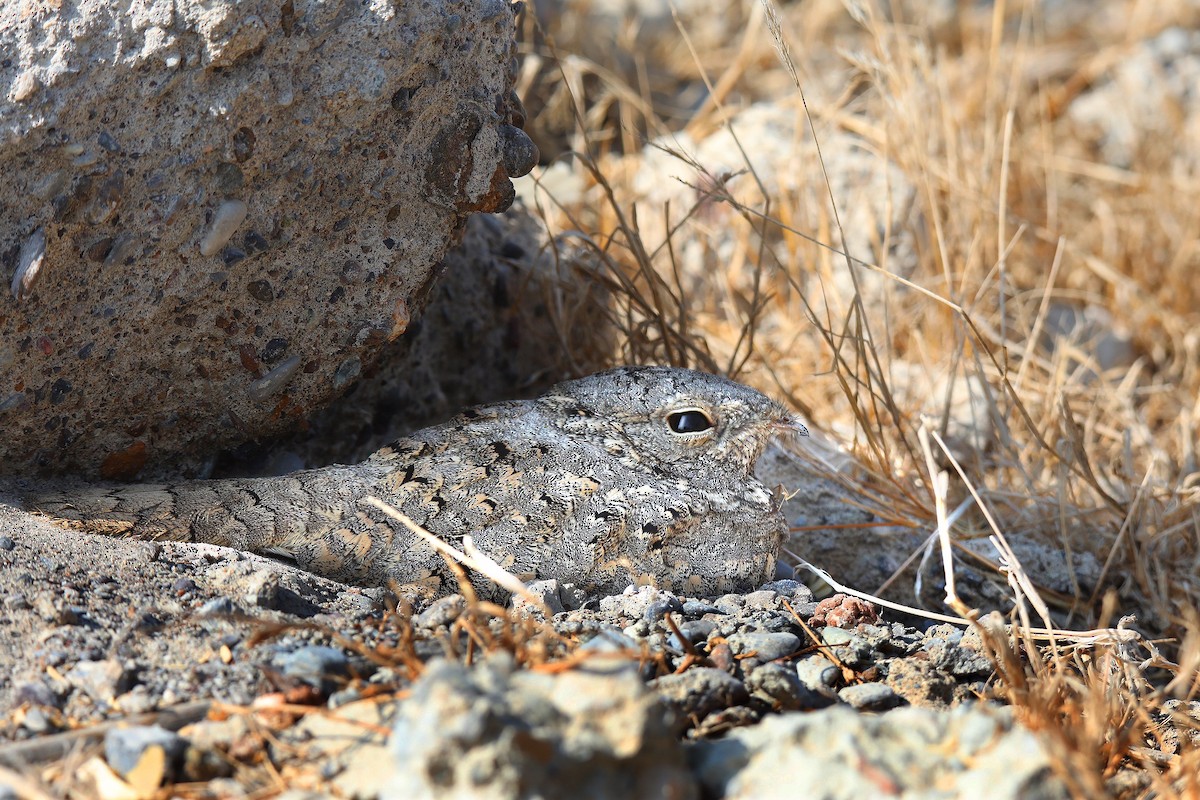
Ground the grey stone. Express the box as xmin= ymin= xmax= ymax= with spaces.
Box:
xmin=758 ymin=579 xmax=814 ymax=603
xmin=105 ymin=724 xmax=187 ymax=780
xmin=681 ymin=600 xmax=720 ymax=616
xmin=66 ymin=659 xmax=136 ymax=706
xmin=274 ymin=646 xmax=362 ymax=694
xmin=197 ymin=597 xmax=238 ymax=617
xmin=820 ymin=627 xmax=854 ymax=646
xmin=15 ymin=680 xmax=62 ymax=709
xmin=650 ymin=668 xmax=749 ymax=722
xmin=713 ymin=594 xmax=746 ymax=615
xmin=726 ymin=631 xmax=800 ymax=663
xmin=516 ymin=580 xmax=569 ymax=616
xmin=794 ymin=654 xmax=842 ymax=692
xmin=241 ymin=572 xmax=281 ymax=610
xmin=690 ymin=705 xmax=1068 ymax=800
xmin=19 ymin=707 xmax=59 ymax=734
xmin=838 ymin=682 xmax=900 ymax=710
xmin=925 ymin=639 xmax=993 ymax=678
xmin=745 ymin=662 xmax=827 ymax=711
xmin=741 ymin=589 xmax=781 ymax=608
xmin=599 ymin=586 xmax=683 ymax=622
xmin=384 ymin=656 xmax=697 ymax=800
xmin=0 ymin=0 xmax=534 ymax=479
xmin=415 ymin=594 xmax=467 ymax=628
xmin=670 ymin=619 xmax=718 ymax=650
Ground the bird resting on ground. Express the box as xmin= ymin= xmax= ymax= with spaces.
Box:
xmin=29 ymin=365 xmax=807 ymax=600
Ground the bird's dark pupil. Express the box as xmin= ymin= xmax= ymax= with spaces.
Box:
xmin=668 ymin=410 xmax=712 ymax=433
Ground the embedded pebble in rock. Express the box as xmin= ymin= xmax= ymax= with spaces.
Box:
xmin=713 ymin=594 xmax=746 ymax=616
xmin=689 ymin=704 xmax=1069 ymax=800
xmin=11 ymin=226 xmax=46 ymax=301
xmin=15 ymin=681 xmax=62 ymax=709
xmin=682 ymin=600 xmax=720 ymax=616
xmin=241 ymin=572 xmax=282 ymax=610
xmin=925 ymin=637 xmax=994 ymax=678
xmin=198 ymin=200 xmax=248 ymax=257
xmin=0 ymin=0 xmax=536 ymax=478
xmin=246 ymin=356 xmax=302 ymax=402
xmin=821 ymin=627 xmax=853 ymax=646
xmin=384 ymin=655 xmax=698 ymax=800
xmin=511 ymin=579 xmax=592 ymax=617
xmin=670 ymin=619 xmax=718 ymax=650
xmin=19 ymin=707 xmax=58 ymax=734
xmin=579 ymin=627 xmax=642 ymax=656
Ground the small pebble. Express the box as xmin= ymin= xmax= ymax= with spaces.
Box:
xmin=741 ymin=590 xmax=780 ymax=609
xmin=838 ymin=682 xmax=900 ymax=710
xmin=651 ymin=667 xmax=749 ymax=721
xmin=726 ymin=631 xmax=800 ymax=663
xmin=20 ymin=707 xmax=58 ymax=734
xmin=415 ymin=594 xmax=466 ymax=628
xmin=671 ymin=619 xmax=717 ymax=650
xmin=198 ymin=597 xmax=237 ymax=616
xmin=642 ymin=595 xmax=684 ymax=622
xmin=105 ymin=725 xmax=187 ymax=779
xmin=745 ymin=662 xmax=825 ymax=711
xmin=15 ymin=681 xmax=62 ymax=709
xmin=682 ymin=600 xmax=719 ymax=616
xmin=821 ymin=627 xmax=853 ymax=646
xmin=276 ymin=646 xmax=352 ymax=690
xmin=795 ymin=654 xmax=842 ymax=691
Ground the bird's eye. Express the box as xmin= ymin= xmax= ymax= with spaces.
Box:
xmin=667 ymin=408 xmax=715 ymax=434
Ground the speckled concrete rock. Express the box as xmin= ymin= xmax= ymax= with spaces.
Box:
xmin=219 ymin=205 xmax=615 ymax=474
xmin=689 ymin=704 xmax=1069 ymax=800
xmin=0 ymin=0 xmax=536 ymax=479
xmin=384 ymin=655 xmax=698 ymax=800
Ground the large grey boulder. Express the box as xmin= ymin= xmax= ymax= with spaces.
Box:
xmin=0 ymin=0 xmax=536 ymax=478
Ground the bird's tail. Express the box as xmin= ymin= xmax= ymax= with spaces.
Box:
xmin=26 ymin=480 xmax=265 ymax=548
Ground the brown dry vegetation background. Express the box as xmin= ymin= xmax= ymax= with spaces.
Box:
xmin=513 ymin=0 xmax=1200 ymax=795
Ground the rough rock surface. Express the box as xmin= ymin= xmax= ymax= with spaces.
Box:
xmin=0 ymin=0 xmax=536 ymax=479
xmin=689 ymin=704 xmax=1069 ymax=800
xmin=219 ymin=205 xmax=614 ymax=475
xmin=384 ymin=655 xmax=698 ymax=800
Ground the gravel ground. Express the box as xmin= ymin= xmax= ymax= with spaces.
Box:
xmin=0 ymin=500 xmax=1191 ymax=798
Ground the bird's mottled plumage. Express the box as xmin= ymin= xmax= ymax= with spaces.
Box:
xmin=29 ymin=366 xmax=805 ymax=599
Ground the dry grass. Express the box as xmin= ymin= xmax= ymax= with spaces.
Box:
xmin=517 ymin=0 xmax=1200 ymax=795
